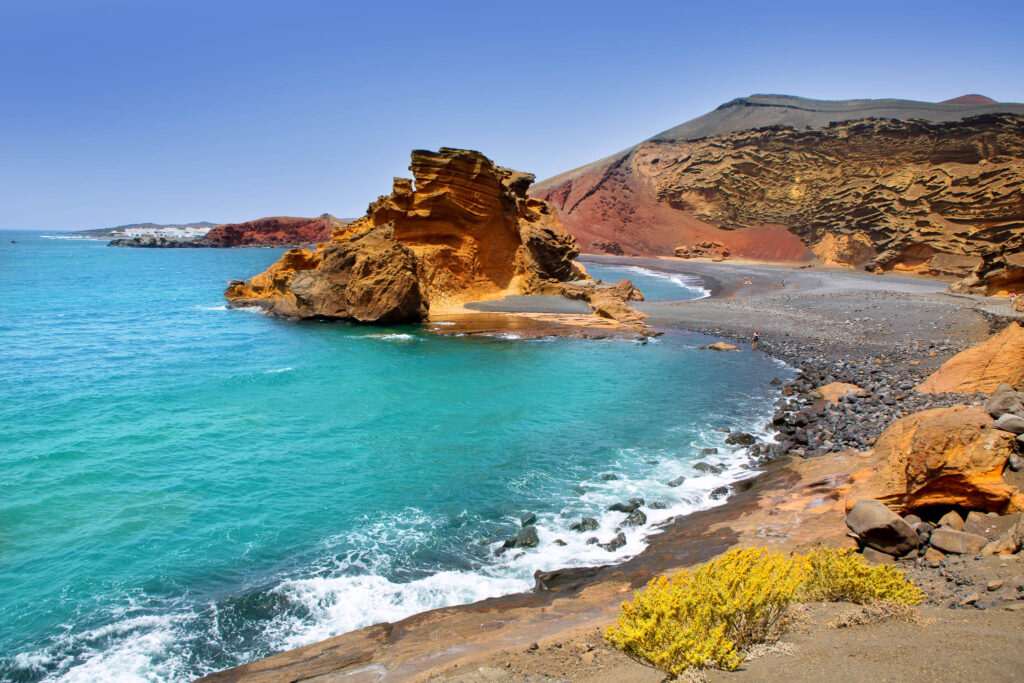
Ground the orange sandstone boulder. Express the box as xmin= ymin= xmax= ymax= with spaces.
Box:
xmin=818 ymin=382 xmax=861 ymax=404
xmin=226 ymin=148 xmax=586 ymax=322
xmin=916 ymin=323 xmax=1024 ymax=394
xmin=856 ymin=405 xmax=1023 ymax=514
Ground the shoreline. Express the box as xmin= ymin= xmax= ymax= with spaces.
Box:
xmin=202 ymin=257 xmax=1019 ymax=682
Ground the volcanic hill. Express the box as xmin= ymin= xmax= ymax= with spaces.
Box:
xmin=532 ymin=94 xmax=1024 ymax=292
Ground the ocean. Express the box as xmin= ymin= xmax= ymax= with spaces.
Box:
xmin=0 ymin=234 xmax=790 ymax=681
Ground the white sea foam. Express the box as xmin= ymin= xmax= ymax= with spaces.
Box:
xmin=38 ymin=235 xmax=105 ymax=241
xmin=196 ymin=304 xmax=228 ymax=311
xmin=256 ymin=411 xmax=783 ymax=654
xmin=267 ymin=571 xmax=526 ymax=650
xmin=230 ymin=305 xmax=270 ymax=315
xmin=360 ymin=333 xmax=416 ymax=342
xmin=611 ymin=265 xmax=712 ymax=299
xmin=264 ymin=367 xmax=293 ymax=374
xmin=30 ymin=612 xmax=196 ymax=683
xmin=13 ymin=375 xmax=790 ymax=683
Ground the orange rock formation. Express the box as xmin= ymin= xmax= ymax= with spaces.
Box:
xmin=854 ymin=405 xmax=1023 ymax=514
xmin=225 ymin=149 xmax=587 ymax=322
xmin=916 ymin=322 xmax=1024 ymax=394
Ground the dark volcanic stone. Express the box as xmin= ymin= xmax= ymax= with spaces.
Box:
xmin=570 ymin=517 xmax=599 ymax=533
xmin=608 ymin=498 xmax=644 ymax=513
xmin=598 ymin=532 xmax=627 ymax=552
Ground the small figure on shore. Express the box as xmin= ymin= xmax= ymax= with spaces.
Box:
xmin=1012 ymin=292 xmax=1018 ymax=306
xmin=752 ymin=331 xmax=760 ymax=349
xmin=781 ymin=279 xmax=786 ymax=287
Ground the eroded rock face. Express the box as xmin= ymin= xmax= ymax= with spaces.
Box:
xmin=862 ymin=405 xmax=1022 ymax=514
xmin=201 ymin=214 xmax=344 ymax=247
xmin=916 ymin=323 xmax=1024 ymax=394
xmin=532 ymin=95 xmax=1024 ymax=279
xmin=226 ymin=149 xmax=586 ymax=322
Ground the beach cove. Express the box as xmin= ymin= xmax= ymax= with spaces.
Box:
xmin=200 ymin=255 xmax=1024 ymax=682
xmin=1 ymin=235 xmax=789 ymax=681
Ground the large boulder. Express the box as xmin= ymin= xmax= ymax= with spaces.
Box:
xmin=916 ymin=323 xmax=1024 ymax=394
xmin=845 ymin=499 xmax=919 ymax=556
xmin=929 ymin=528 xmax=988 ymax=555
xmin=982 ymin=515 xmax=1024 ymax=554
xmin=860 ymin=406 xmax=1023 ymax=514
xmin=226 ymin=148 xmax=587 ymax=322
xmin=993 ymin=414 xmax=1024 ymax=435
xmin=985 ymin=384 xmax=1023 ymax=418
xmin=818 ymin=382 xmax=861 ymax=404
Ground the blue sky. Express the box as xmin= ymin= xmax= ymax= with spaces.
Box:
xmin=2 ymin=0 xmax=1022 ymax=231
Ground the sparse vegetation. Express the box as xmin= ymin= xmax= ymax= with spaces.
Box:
xmin=827 ymin=600 xmax=924 ymax=629
xmin=605 ymin=547 xmax=922 ymax=676
xmin=800 ymin=547 xmax=923 ymax=605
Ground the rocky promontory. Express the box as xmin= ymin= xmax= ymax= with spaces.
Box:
xmin=225 ymin=148 xmax=610 ymax=324
xmin=108 ymin=214 xmax=345 ymax=248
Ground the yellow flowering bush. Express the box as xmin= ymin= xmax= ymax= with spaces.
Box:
xmin=799 ymin=547 xmax=923 ymax=605
xmin=605 ymin=547 xmax=922 ymax=675
xmin=604 ymin=548 xmax=806 ymax=674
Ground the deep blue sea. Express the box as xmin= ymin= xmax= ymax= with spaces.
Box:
xmin=0 ymin=234 xmax=790 ymax=681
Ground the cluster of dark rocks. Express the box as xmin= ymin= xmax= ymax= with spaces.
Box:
xmin=722 ymin=337 xmax=986 ymax=460
xmin=497 ymin=493 xmax=687 ymax=558
xmin=108 ymin=235 xmax=204 ymax=248
xmin=764 ymin=366 xmax=983 ymax=459
xmin=846 ymin=498 xmax=1024 ymax=609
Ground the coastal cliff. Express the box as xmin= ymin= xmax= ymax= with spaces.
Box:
xmin=225 ymin=148 xmax=588 ymax=322
xmin=532 ymin=94 xmax=1024 ymax=293
xmin=200 ymin=214 xmax=344 ymax=247
xmin=108 ymin=215 xmax=345 ymax=248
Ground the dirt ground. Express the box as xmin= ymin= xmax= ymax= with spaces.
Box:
xmin=431 ymin=595 xmax=1024 ymax=683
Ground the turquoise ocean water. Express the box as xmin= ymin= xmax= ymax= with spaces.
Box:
xmin=0 ymin=234 xmax=789 ymax=681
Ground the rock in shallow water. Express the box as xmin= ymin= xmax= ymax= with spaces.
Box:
xmin=570 ymin=517 xmax=599 ymax=533
xmin=621 ymin=509 xmax=647 ymax=527
xmin=598 ymin=532 xmax=626 ymax=552
xmin=608 ymin=498 xmax=643 ymax=513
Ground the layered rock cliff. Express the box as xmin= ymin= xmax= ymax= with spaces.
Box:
xmin=199 ymin=214 xmax=345 ymax=247
xmin=532 ymin=94 xmax=1024 ymax=292
xmin=225 ymin=148 xmax=587 ymax=323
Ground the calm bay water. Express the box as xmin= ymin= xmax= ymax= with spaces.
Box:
xmin=0 ymin=234 xmax=789 ymax=681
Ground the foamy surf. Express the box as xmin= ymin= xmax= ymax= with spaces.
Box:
xmin=359 ymin=333 xmax=416 ymax=342
xmin=19 ymin=401 xmax=784 ymax=683
xmin=611 ymin=265 xmax=711 ymax=299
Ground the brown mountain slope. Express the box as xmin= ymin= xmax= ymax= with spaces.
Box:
xmin=531 ymin=95 xmax=1024 ymax=289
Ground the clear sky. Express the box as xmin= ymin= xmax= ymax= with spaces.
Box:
xmin=2 ymin=0 xmax=1022 ymax=231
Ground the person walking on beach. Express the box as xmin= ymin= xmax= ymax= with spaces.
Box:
xmin=752 ymin=331 xmax=760 ymax=350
